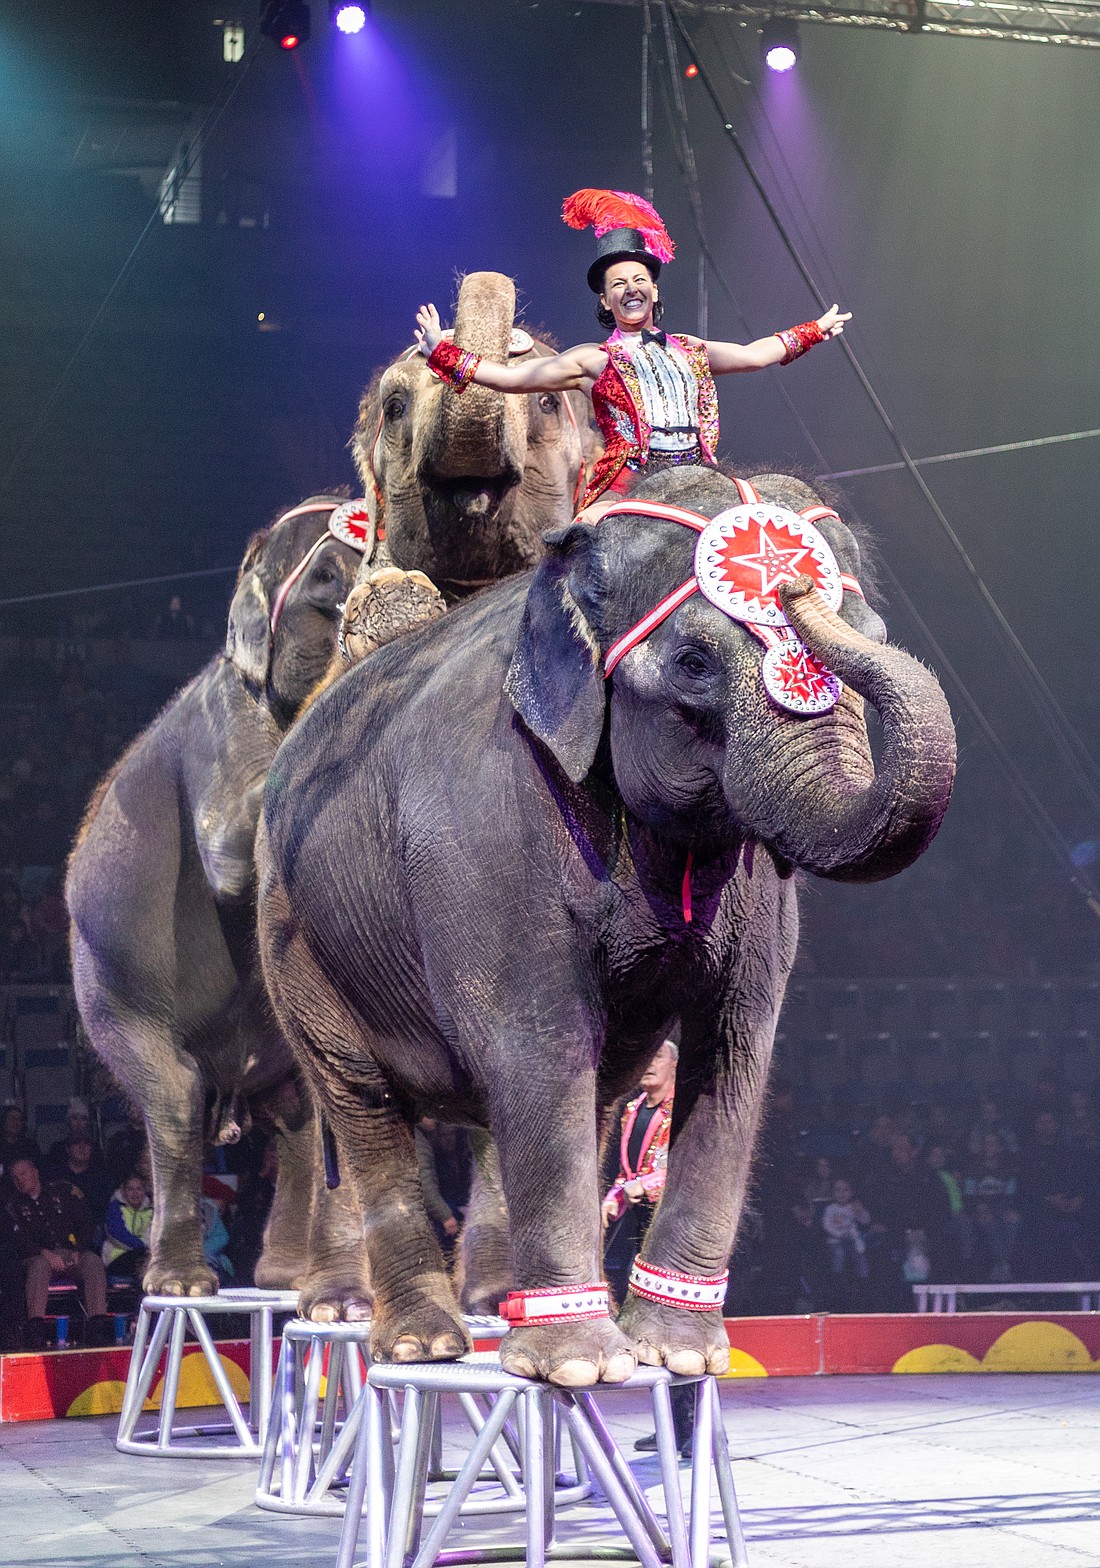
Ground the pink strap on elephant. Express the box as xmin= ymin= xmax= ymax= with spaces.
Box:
xmin=268 ymin=500 xmax=373 ymax=637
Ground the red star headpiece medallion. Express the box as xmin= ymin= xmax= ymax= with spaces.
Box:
xmin=328 ymin=500 xmax=373 ymax=554
xmin=694 ymin=504 xmax=843 ymax=628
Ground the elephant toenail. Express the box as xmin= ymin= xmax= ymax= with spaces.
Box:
xmin=549 ymin=1359 xmax=599 ymax=1388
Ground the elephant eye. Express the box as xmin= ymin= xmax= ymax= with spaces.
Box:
xmin=537 ymin=392 xmax=560 ymax=414
xmin=383 ymin=394 xmax=407 ymax=422
xmin=312 ymin=562 xmax=338 ymax=586
xmin=674 ymin=647 xmax=712 ymax=680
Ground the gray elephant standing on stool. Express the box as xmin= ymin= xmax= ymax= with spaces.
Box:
xmin=257 ymin=464 xmax=955 ymax=1383
xmin=67 ymin=498 xmax=374 ymax=1303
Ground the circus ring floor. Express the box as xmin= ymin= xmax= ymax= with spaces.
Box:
xmin=1 ymin=1318 xmax=1098 ymax=1568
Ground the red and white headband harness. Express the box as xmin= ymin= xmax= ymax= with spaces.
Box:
xmin=267 ymin=498 xmax=374 ymax=637
xmin=598 ymin=476 xmax=863 ymax=716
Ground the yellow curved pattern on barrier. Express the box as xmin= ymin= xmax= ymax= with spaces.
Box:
xmin=721 ymin=1347 xmax=769 ymax=1378
xmin=894 ymin=1321 xmax=1100 ymax=1374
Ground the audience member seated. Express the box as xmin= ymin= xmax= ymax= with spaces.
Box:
xmin=5 ymin=1155 xmax=111 ymax=1348
xmin=150 ymin=594 xmax=197 ymax=640
xmin=962 ymin=1132 xmax=1020 ymax=1283
xmin=200 ymin=1195 xmax=234 ymax=1284
xmin=821 ymin=1176 xmax=870 ymax=1306
xmin=1064 ymin=1087 xmax=1099 ymax=1150
xmin=104 ymin=1104 xmax=148 ymax=1190
xmin=966 ymin=1097 xmax=1019 ymax=1159
xmin=101 ymin=1173 xmax=152 ymax=1283
xmin=225 ymin=1140 xmax=277 ymax=1286
xmin=1017 ymin=1111 xmax=1093 ymax=1281
xmin=42 ymin=1133 xmax=110 ymax=1238
xmin=44 ymin=1099 xmax=100 ymax=1163
xmin=869 ymin=1133 xmax=955 ymax=1306
xmin=0 ymin=1102 xmax=40 ymax=1178
xmin=926 ymin=1142 xmax=967 ymax=1265
xmin=857 ymin=1114 xmax=897 ymax=1190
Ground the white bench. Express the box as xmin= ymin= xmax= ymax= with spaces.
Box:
xmin=913 ymin=1282 xmax=1100 ymax=1313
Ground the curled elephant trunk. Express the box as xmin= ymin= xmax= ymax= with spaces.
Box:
xmin=735 ymin=578 xmax=956 ymax=882
xmin=419 ymin=271 xmax=527 ymax=507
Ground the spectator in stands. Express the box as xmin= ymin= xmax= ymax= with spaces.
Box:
xmin=44 ymin=1133 xmax=110 ymax=1232
xmin=0 ymin=1102 xmax=40 ymax=1177
xmin=1017 ymin=1111 xmax=1091 ymax=1280
xmin=962 ymin=1132 xmax=1020 ymax=1283
xmin=857 ymin=1114 xmax=897 ymax=1191
xmin=802 ymin=1156 xmax=835 ymax=1215
xmin=1032 ymin=1073 xmax=1063 ymax=1118
xmin=151 ymin=594 xmax=197 ymax=640
xmin=5 ymin=1155 xmax=110 ymax=1347
xmin=200 ymin=1195 xmax=234 ymax=1283
xmin=1065 ymin=1087 xmax=1099 ymax=1150
xmin=0 ymin=918 xmax=42 ymax=981
xmin=102 ymin=1173 xmax=153 ymax=1282
xmin=870 ymin=1133 xmax=954 ymax=1307
xmin=821 ymin=1177 xmax=870 ymax=1305
xmin=966 ymin=1097 xmax=1019 ymax=1159
xmin=926 ymin=1142 xmax=966 ymax=1264
xmin=104 ymin=1103 xmax=148 ymax=1189
xmin=45 ymin=1098 xmax=100 ymax=1162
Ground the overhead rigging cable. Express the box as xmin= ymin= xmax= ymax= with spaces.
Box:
xmin=0 ymin=34 xmax=265 ymax=498
xmin=0 ymin=565 xmax=237 ymax=610
xmin=666 ymin=1 xmax=1100 ymax=819
xmin=651 ymin=1 xmax=1100 ymax=913
xmin=824 ymin=425 xmax=1100 ymax=481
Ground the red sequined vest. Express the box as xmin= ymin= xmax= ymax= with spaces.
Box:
xmin=584 ymin=332 xmax=720 ymax=507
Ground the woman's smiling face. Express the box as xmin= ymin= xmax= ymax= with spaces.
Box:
xmin=600 ymin=261 xmax=658 ymax=331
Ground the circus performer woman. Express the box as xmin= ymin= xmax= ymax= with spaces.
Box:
xmin=415 ymin=189 xmax=850 ymax=518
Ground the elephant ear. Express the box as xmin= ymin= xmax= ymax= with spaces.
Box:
xmin=225 ymin=567 xmax=272 ymax=689
xmin=504 ymin=522 xmax=606 ymax=783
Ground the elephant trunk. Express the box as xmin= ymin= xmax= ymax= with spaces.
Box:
xmin=734 ymin=578 xmax=956 ymax=882
xmin=419 ymin=271 xmax=527 ymax=509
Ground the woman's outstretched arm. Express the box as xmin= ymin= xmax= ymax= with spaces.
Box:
xmin=414 ymin=303 xmax=602 ymax=392
xmin=702 ymin=304 xmax=851 ymax=374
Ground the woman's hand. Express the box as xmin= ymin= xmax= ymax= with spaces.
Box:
xmin=817 ymin=304 xmax=852 ymax=340
xmin=414 ymin=303 xmax=443 ymax=358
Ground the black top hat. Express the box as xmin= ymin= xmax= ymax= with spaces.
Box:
xmin=587 ymin=228 xmax=662 ymax=293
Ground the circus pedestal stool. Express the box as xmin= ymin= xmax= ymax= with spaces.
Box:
xmin=256 ymin=1318 xmax=591 ymax=1519
xmin=115 ymin=1287 xmax=300 ymax=1458
xmin=335 ymin=1355 xmax=749 ymax=1568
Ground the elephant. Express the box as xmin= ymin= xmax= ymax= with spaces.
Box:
xmin=348 ymin=270 xmax=599 ymax=602
xmin=66 ymin=497 xmax=375 ymax=1301
xmin=256 ymin=462 xmax=955 ymax=1384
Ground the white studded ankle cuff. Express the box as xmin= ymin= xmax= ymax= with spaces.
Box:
xmin=628 ymin=1259 xmax=728 ymax=1310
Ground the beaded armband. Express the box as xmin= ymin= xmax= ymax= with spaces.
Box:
xmin=427 ymin=339 xmax=482 ymax=394
xmin=775 ymin=319 xmax=826 ymax=365
xmin=628 ymin=1259 xmax=728 ymax=1311
xmin=499 ymin=1284 xmax=610 ymax=1327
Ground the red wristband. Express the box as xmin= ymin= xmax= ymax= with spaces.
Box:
xmin=427 ymin=339 xmax=481 ymax=393
xmin=776 ymin=319 xmax=826 ymax=365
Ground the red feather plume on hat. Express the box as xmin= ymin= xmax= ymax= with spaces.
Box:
xmin=561 ymin=189 xmax=675 ymax=265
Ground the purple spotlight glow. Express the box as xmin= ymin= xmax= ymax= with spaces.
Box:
xmin=335 ymin=3 xmax=367 ymax=32
xmin=765 ymin=43 xmax=797 ymax=71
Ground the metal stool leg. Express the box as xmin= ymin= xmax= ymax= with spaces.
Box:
xmin=708 ymin=1381 xmax=749 ymax=1568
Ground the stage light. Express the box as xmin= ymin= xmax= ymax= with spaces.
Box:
xmin=333 ymin=3 xmax=367 ymax=32
xmin=685 ymin=62 xmax=699 ymax=78
xmin=761 ymin=16 xmax=799 ymax=71
xmin=261 ymin=0 xmax=311 ymax=50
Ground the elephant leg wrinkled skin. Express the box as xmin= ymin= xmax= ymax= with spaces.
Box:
xmin=72 ymin=943 xmax=216 ymax=1297
xmin=455 ymin=1131 xmax=513 ymax=1315
xmin=615 ymin=981 xmax=785 ymax=1374
xmin=252 ymin=1115 xmax=317 ymax=1291
xmin=485 ymin=1024 xmax=635 ymax=1388
xmin=260 ymin=868 xmax=452 ymax=1349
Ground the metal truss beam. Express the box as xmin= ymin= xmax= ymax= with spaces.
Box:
xmin=588 ymin=0 xmax=1100 ymax=48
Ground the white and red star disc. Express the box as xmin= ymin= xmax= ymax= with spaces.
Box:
xmin=761 ymin=636 xmax=842 ymax=715
xmin=328 ymin=500 xmax=373 ymax=554
xmin=693 ymin=504 xmax=844 ymax=628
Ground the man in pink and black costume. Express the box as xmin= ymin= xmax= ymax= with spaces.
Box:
xmin=415 ymin=189 xmax=849 ymax=515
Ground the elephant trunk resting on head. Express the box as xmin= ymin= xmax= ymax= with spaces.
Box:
xmin=256 ymin=464 xmax=955 ymax=1383
xmin=66 ymin=499 xmax=373 ymax=1305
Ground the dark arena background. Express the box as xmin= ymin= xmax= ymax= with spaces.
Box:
xmin=0 ymin=2 xmax=1097 ymax=1565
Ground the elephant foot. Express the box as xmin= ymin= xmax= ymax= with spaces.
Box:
xmin=253 ymin=1251 xmax=307 ymax=1292
xmin=143 ymin=1255 xmax=219 ymax=1298
xmin=615 ymin=1295 xmax=730 ymax=1376
xmin=500 ymin=1317 xmax=636 ymax=1387
xmin=340 ymin=568 xmax=447 ymax=663
xmin=298 ymin=1266 xmax=374 ymax=1325
xmin=370 ymin=1286 xmax=471 ymax=1364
